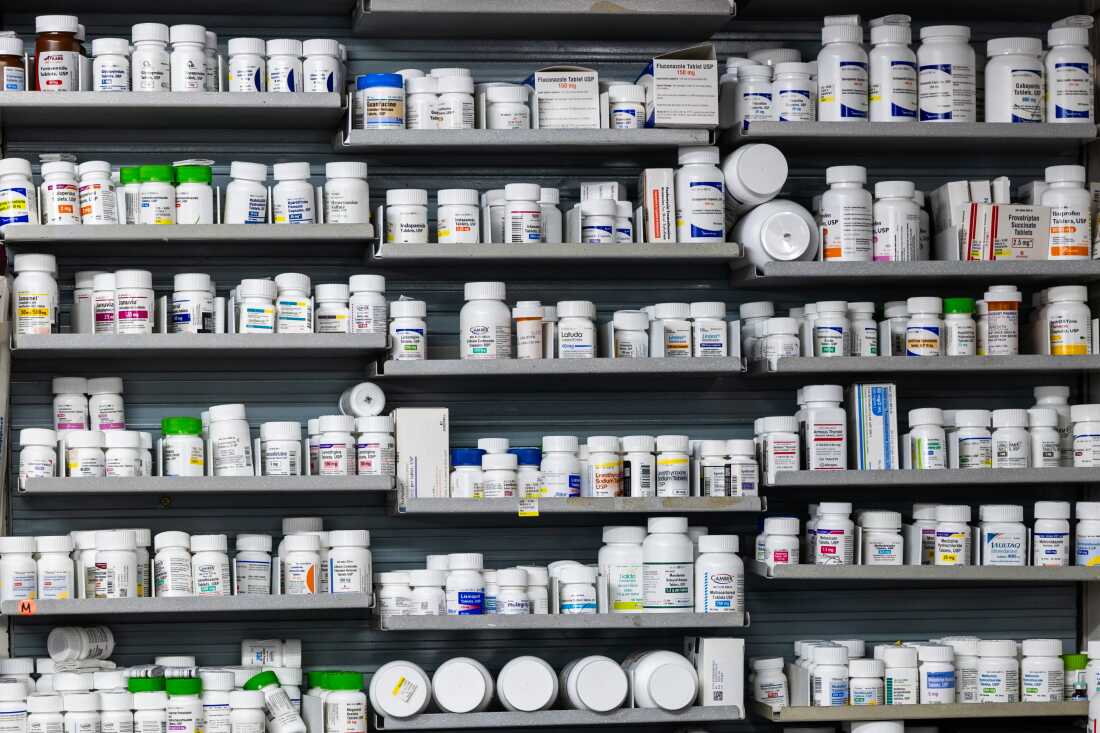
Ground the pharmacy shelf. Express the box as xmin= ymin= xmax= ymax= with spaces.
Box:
xmin=751 ymin=701 xmax=1086 ymax=723
xmin=352 ymin=0 xmax=735 ymax=39
xmin=17 ymin=476 xmax=393 ymax=495
xmin=720 ymin=121 xmax=1097 ymax=153
xmin=730 ymin=259 xmax=1100 ymax=287
xmin=394 ymin=496 xmax=763 ymax=514
xmin=374 ymin=358 xmax=744 ymax=380
xmin=0 ymin=92 xmax=343 ymax=130
xmin=0 ymin=594 xmax=372 ymax=620
xmin=378 ymin=610 xmax=746 ymax=631
xmin=769 ymin=468 xmax=1095 ymax=489
xmin=0 ymin=224 xmax=373 ymax=258
xmin=747 ymin=560 xmax=1100 ymax=582
xmin=372 ymin=241 xmax=743 ymax=263
xmin=736 ymin=0 xmax=1086 ymax=20
xmin=12 ymin=333 xmax=387 ymax=359
xmin=753 ymin=355 xmax=1100 ymax=376
xmin=372 ymin=705 xmax=744 ymax=730
xmin=336 ymin=128 xmax=712 ymax=154
xmin=13 ymin=0 xmax=352 ymax=13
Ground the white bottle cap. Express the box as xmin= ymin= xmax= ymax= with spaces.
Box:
xmin=539 ymin=188 xmax=559 ymax=205
xmin=27 ymin=694 xmax=63 ymax=714
xmin=482 ymin=453 xmax=518 ymax=471
xmin=36 ymin=15 xmax=80 ymax=34
xmin=655 ymin=434 xmax=689 ymax=453
xmin=315 ymin=283 xmax=349 ymax=302
xmin=612 ymin=310 xmax=648 ymax=331
xmin=0 ymin=536 xmax=35 ymax=554
xmin=235 ymin=534 xmax=273 ymax=552
xmin=859 ymin=511 xmax=901 ymax=529
xmin=1071 ymin=404 xmax=1100 ymax=423
xmin=935 ymin=504 xmax=971 ymax=523
xmin=386 ymin=189 xmax=428 ymax=207
xmin=874 ymin=180 xmax=916 ymax=199
xmin=698 ymin=534 xmax=738 ymax=554
xmin=1045 ymin=164 xmax=1086 ymax=184
xmin=406 ymin=76 xmax=437 ymax=94
xmin=906 ymin=296 xmax=942 ymax=314
xmin=328 ymin=529 xmax=370 ymax=548
xmin=1034 ymin=500 xmax=1070 ymax=519
xmin=818 ymin=501 xmax=853 ymax=515
xmin=370 ymin=662 xmax=430 ymax=719
xmin=607 ymin=84 xmax=645 ymax=102
xmin=908 ymin=407 xmax=944 ymax=427
xmin=464 ymin=281 xmax=506 ymax=301
xmin=131 ymin=22 xmax=169 ymax=44
xmin=542 ymin=435 xmax=578 ymax=453
xmin=15 ymin=253 xmax=57 ymax=274
xmin=822 ymin=22 xmax=862 ymax=44
xmin=690 ymin=301 xmax=726 ymax=320
xmin=318 ymin=414 xmax=355 ymax=434
xmin=954 ymin=409 xmax=991 ymax=428
xmin=557 ymin=300 xmax=596 ymax=320
xmin=169 ymin=24 xmax=206 ymax=45
xmin=978 ymin=639 xmax=1017 ymax=658
xmin=438 ymin=189 xmax=479 ymax=207
xmin=65 ymin=430 xmax=104 ymax=449
xmin=437 ymin=75 xmax=474 ymax=95
xmin=621 ymin=435 xmax=655 ymax=453
xmin=504 ymin=183 xmax=541 ymax=202
xmin=1048 ymin=285 xmax=1088 ymax=302
xmin=303 ymin=38 xmax=340 ymax=57
xmin=979 ymin=504 xmax=1023 ymax=522
xmin=882 ymin=645 xmax=918 ymax=667
xmin=987 ymin=36 xmax=1043 ymax=57
xmin=447 ymin=552 xmax=483 ymax=570
xmin=349 ymin=274 xmax=385 ymax=293
xmin=647 ymin=516 xmax=688 ymax=533
xmin=1078 ymin=501 xmax=1100 ymax=520
xmin=284 ymin=534 xmax=320 ymax=552
xmin=228 ymin=37 xmax=266 ymax=56
xmin=77 ymin=160 xmax=111 ymax=178
xmin=325 ymin=161 xmax=367 ymax=179
xmin=282 ymin=517 xmax=322 ymax=534
xmin=91 ymin=38 xmax=130 ymax=57
xmin=35 ymin=535 xmax=73 ymax=554
xmin=266 ymin=39 xmax=303 ymax=57
xmin=802 ymin=384 xmax=842 ymax=403
xmin=259 ymin=421 xmax=301 ymax=443
xmin=581 ymin=198 xmax=616 ymax=217
xmin=920 ymin=25 xmax=971 ymax=41
xmin=272 ymin=162 xmax=311 ymax=181
xmin=274 ymin=272 xmax=310 ymax=294
xmin=114 ymin=270 xmax=152 ymax=291
xmin=559 ymin=565 xmax=595 ymax=585
xmin=104 ymin=431 xmax=140 ymax=449
xmin=355 ymin=416 xmax=393 ymax=434
xmin=763 ymin=516 xmax=799 ymax=535
xmin=826 ymin=165 xmax=866 ymax=185
xmin=238 ymin=278 xmax=278 ymax=301
xmin=1021 ymin=638 xmax=1063 ymax=657
xmin=918 ymin=645 xmax=954 ymax=662
xmin=390 ymin=299 xmax=426 ymax=318
xmin=229 ymin=161 xmax=267 ymax=181
xmin=991 ymin=408 xmax=1028 ymax=429
xmin=154 ymin=531 xmax=190 ymax=551
xmin=678 ymin=145 xmax=720 ymax=166
xmin=54 ymin=376 xmax=90 ymax=396
xmin=208 ymin=403 xmax=247 ymax=423
xmin=586 ymin=436 xmax=620 ymax=454
xmin=760 ymin=415 xmax=798 ymax=434
xmin=190 ymin=534 xmax=228 ymax=553
xmin=174 ymin=273 xmax=212 ymax=292
xmin=726 ymin=144 xmax=787 ymax=200
xmin=654 ymin=303 xmax=690 ymax=320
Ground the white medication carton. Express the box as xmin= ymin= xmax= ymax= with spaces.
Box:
xmin=848 ymin=383 xmax=898 ymax=470
xmin=685 ymin=637 xmax=745 ymax=711
xmin=636 ymin=44 xmax=719 ymax=128
xmin=523 ymin=65 xmax=600 ymax=129
xmin=959 ymin=203 xmax=1050 ymax=260
xmin=638 ymin=168 xmax=676 ymax=243
xmin=394 ymin=407 xmax=449 ymax=499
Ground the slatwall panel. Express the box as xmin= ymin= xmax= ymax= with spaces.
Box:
xmin=0 ymin=4 xmax=1091 ymax=731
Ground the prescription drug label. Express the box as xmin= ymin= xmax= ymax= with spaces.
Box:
xmin=935 ymin=529 xmax=968 ymax=565
xmin=655 ymin=456 xmax=689 ymax=497
xmin=608 ymin=563 xmax=642 ymax=612
xmin=0 ymin=185 xmax=31 ymax=225
xmin=1052 ymin=61 xmax=1093 ymax=119
xmin=643 ymin=561 xmax=692 ymax=610
xmin=1050 ymin=314 xmax=1090 ymax=355
xmin=1048 ymin=203 xmax=1091 ymax=258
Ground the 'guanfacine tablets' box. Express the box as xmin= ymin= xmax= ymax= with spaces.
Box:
xmin=394 ymin=408 xmax=449 ymax=499
xmin=848 ymin=383 xmax=898 ymax=470
xmin=523 ymin=66 xmax=600 ymax=129
xmin=639 ymin=168 xmax=676 ymax=243
xmin=636 ymin=44 xmax=719 ymax=128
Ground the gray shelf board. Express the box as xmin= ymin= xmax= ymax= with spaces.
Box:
xmin=372 ymin=705 xmax=744 ymax=730
xmin=12 ymin=333 xmax=387 ymax=359
xmin=721 ymin=121 xmax=1097 ymax=153
xmin=336 ymin=128 xmax=713 ymax=154
xmin=396 ymin=496 xmax=763 ymax=514
xmin=0 ymin=92 xmax=343 ymax=130
xmin=736 ymin=0 xmax=1089 ymax=20
xmin=15 ymin=0 xmax=354 ymax=13
xmin=352 ymin=0 xmax=735 ymax=39
xmin=755 ymin=355 xmax=1100 ymax=376
xmin=373 ymin=242 xmax=742 ymax=263
xmin=18 ymin=476 xmax=394 ymax=495
xmin=377 ymin=358 xmax=744 ymax=379
xmin=730 ymin=260 xmax=1100 ymax=287
xmin=747 ymin=560 xmax=1100 ymax=582
xmin=752 ymin=701 xmax=1087 ymax=723
xmin=769 ymin=468 xmax=1095 ymax=489
xmin=378 ymin=611 xmax=745 ymax=631
xmin=1 ymin=594 xmax=372 ymax=619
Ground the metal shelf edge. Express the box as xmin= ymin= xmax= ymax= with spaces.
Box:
xmin=372 ymin=705 xmax=745 ymax=730
xmin=767 ymin=468 xmax=1095 ymax=488
xmin=18 ymin=476 xmax=395 ymax=495
xmin=747 ymin=560 xmax=1100 ymax=581
xmin=1 ymin=594 xmax=373 ymax=617
xmin=752 ymin=701 xmax=1087 ymax=722
xmin=378 ymin=611 xmax=746 ymax=631
xmin=395 ymin=496 xmax=762 ymax=514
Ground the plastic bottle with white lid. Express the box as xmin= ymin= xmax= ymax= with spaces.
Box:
xmin=1048 ymin=285 xmax=1092 ymax=355
xmin=272 ymin=162 xmax=314 ymax=225
xmin=760 ymin=415 xmax=800 ymax=484
xmin=389 ymin=299 xmax=427 ymax=360
xmin=991 ymin=409 xmax=1030 ymax=469
xmin=763 ymin=516 xmax=799 ymax=569
xmin=917 ymin=645 xmax=956 ymax=704
xmin=435 ymin=75 xmax=474 ymax=129
xmin=814 ymin=502 xmax=854 ymax=565
xmin=800 ymin=385 xmax=847 ymax=471
xmin=368 ymin=662 xmax=429 ymax=720
xmin=733 ymin=64 xmax=773 ymax=123
xmin=873 ymin=180 xmax=919 ymax=261
xmin=0 ymin=536 xmax=36 ymax=602
xmin=224 ymin=162 xmax=268 ymax=224
xmin=1077 ymin=501 xmax=1100 ymax=566
xmin=643 ymin=517 xmax=693 ymax=613
xmin=812 ymin=301 xmax=849 ymax=358
xmin=860 ymin=511 xmax=903 ymax=565
xmin=191 ymin=534 xmax=231 ymax=596
xmin=694 ymin=535 xmax=743 ymax=614
xmin=952 ymin=409 xmax=992 ymax=469
xmin=559 ymin=656 xmax=629 ymax=712
xmin=882 ymin=646 xmax=919 ymax=704
xmin=985 ymin=37 xmax=1044 ymax=123
xmin=265 ymin=39 xmax=302 ymax=93
xmin=978 ymin=639 xmax=1020 ymax=702
xmin=598 ymin=526 xmax=644 ymax=613
xmin=78 ymin=161 xmax=119 ymax=225
xmin=153 ymin=531 xmax=192 ymax=597
xmin=40 ymin=160 xmax=80 ymax=225
xmin=323 ymin=161 xmax=369 ymax=224
xmin=820 ymin=166 xmax=872 ymax=261
xmin=935 ymin=504 xmax=972 ymax=566
xmin=690 ymin=301 xmax=728 ymax=357
xmin=242 ymin=671 xmax=305 ymax=733
xmin=1073 ymin=404 xmax=1100 ymax=468
xmin=979 ymin=504 xmax=1026 ymax=565
xmin=445 ymin=553 xmax=484 ymax=615
xmin=538 ymin=436 xmax=580 ymax=498
xmin=1047 ymin=18 xmax=1094 ymax=122
xmin=1033 ymin=501 xmax=1071 ymax=567
xmin=385 ymin=189 xmax=428 ymax=243
xmin=818 ymin=15 xmax=868 ymax=121
xmin=208 ymin=403 xmax=253 ymax=476
xmin=227 ymin=37 xmax=265 ymax=92
xmin=557 ymin=300 xmax=596 ymax=359
xmin=1043 ymin=165 xmax=1091 ymax=259
xmin=586 ymin=436 xmax=622 ymax=498
xmin=537 ymin=188 xmax=562 ymax=244
xmin=302 ymin=38 xmax=339 ymax=93
xmin=459 ymin=281 xmax=511 ymax=359
xmin=772 ymin=62 xmax=815 ymax=121
xmin=619 ymin=651 xmax=697 ymax=712
xmin=811 ymin=645 xmax=850 ymax=706
xmin=847 ymin=302 xmax=878 ymax=356
xmin=720 ymin=144 xmax=788 ymax=221
xmin=905 ymin=297 xmax=944 ymax=356
xmin=649 ymin=434 xmax=688 ymax=497
xmin=557 ymin=566 xmax=596 ymax=614
xmin=36 ymin=534 xmax=74 ymax=600
xmin=675 ymin=146 xmax=725 ymax=242
xmin=65 ymin=431 xmax=105 ymax=478
xmin=918 ymin=25 xmax=976 ymax=121
xmin=169 ymin=24 xmax=206 ymax=92
xmin=131 ymin=23 xmax=169 ymax=91
xmin=233 ymin=534 xmax=272 ymax=595
xmin=13 ymin=254 xmax=58 ymax=335
xmin=868 ymin=15 xmax=917 ymax=121
xmin=739 ymin=301 xmax=775 ymax=361
xmin=486 ymin=84 xmax=531 ymax=129
xmin=909 ymin=408 xmax=946 ymax=469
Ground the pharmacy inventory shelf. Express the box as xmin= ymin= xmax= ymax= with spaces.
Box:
xmin=374 ymin=358 xmax=744 ymax=380
xmin=378 ymin=611 xmax=746 ymax=631
xmin=395 ymin=496 xmax=763 ymax=514
xmin=720 ymin=121 xmax=1097 ymax=153
xmin=336 ymin=128 xmax=712 ymax=154
xmin=747 ymin=560 xmax=1100 ymax=582
xmin=0 ymin=92 xmax=343 ymax=130
xmin=730 ymin=259 xmax=1100 ymax=287
xmin=352 ymin=0 xmax=735 ymax=39
xmin=12 ymin=333 xmax=387 ymax=359
xmin=751 ymin=701 xmax=1087 ymax=723
xmin=769 ymin=468 xmax=1095 ymax=489
xmin=372 ymin=705 xmax=745 ymax=730
xmin=18 ymin=476 xmax=394 ymax=495
xmin=754 ymin=355 xmax=1100 ymax=376
xmin=372 ymin=241 xmax=743 ymax=263
xmin=0 ymin=224 xmax=373 ymax=258
xmin=0 ymin=594 xmax=372 ymax=620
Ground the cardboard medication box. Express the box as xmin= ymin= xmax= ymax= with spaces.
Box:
xmin=848 ymin=383 xmax=898 ymax=471
xmin=394 ymin=408 xmax=449 ymax=499
xmin=523 ymin=66 xmax=600 ymax=129
xmin=638 ymin=168 xmax=676 ymax=243
xmin=684 ymin=637 xmax=745 ymax=711
xmin=960 ymin=203 xmax=1049 ymax=261
xmin=636 ymin=45 xmax=719 ymax=128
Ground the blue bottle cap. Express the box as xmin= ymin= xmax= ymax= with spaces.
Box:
xmin=358 ymin=72 xmax=403 ymax=90
xmin=451 ymin=448 xmax=484 ymax=467
xmin=508 ymin=447 xmax=542 ymax=466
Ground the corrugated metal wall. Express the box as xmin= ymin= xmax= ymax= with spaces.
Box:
xmin=0 ymin=3 xmax=1092 ymax=731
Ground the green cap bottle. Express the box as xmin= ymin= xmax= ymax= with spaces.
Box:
xmin=128 ymin=677 xmax=166 ymax=693
xmin=140 ymin=164 xmax=174 ymax=184
xmin=165 ymin=678 xmax=202 ymax=696
xmin=161 ymin=416 xmax=202 ymax=435
xmin=175 ymin=165 xmax=212 ymax=185
xmin=944 ymin=297 xmax=975 ymax=314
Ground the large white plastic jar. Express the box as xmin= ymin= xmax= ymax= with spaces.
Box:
xmin=598 ymin=526 xmax=644 ymax=613
xmin=869 ymin=15 xmax=917 ymax=121
xmin=1047 ymin=20 xmax=1094 ymax=122
xmin=675 ymin=146 xmax=725 ymax=242
xmin=460 ymin=281 xmax=511 ymax=360
xmin=642 ymin=517 xmax=693 ymax=613
xmin=621 ymin=650 xmax=698 ymax=711
xmin=224 ymin=162 xmax=268 ymax=224
xmin=323 ymin=162 xmax=369 ymax=225
xmin=734 ymin=64 xmax=773 ymax=123
xmin=873 ymin=180 xmax=919 ymax=261
xmin=169 ymin=24 xmax=207 ymax=92
xmin=131 ymin=23 xmax=169 ymax=92
xmin=985 ymin=37 xmax=1044 ymax=123
xmin=721 ymin=144 xmax=788 ymax=218
xmin=918 ymin=25 xmax=976 ymax=121
xmin=272 ymin=162 xmax=315 ymax=225
xmin=227 ymin=37 xmax=265 ymax=92
xmin=817 ymin=16 xmax=868 ymax=121
xmin=208 ymin=403 xmax=254 ymax=477
xmin=1042 ymin=166 xmax=1091 ymax=259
